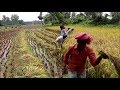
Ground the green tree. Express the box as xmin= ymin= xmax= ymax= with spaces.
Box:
xmin=11 ymin=14 xmax=19 ymax=25
xmin=100 ymin=13 xmax=111 ymax=24
xmin=43 ymin=13 xmax=52 ymax=24
xmin=111 ymin=12 xmax=120 ymax=24
xmin=84 ymin=12 xmax=103 ymax=25
xmin=49 ymin=12 xmax=64 ymax=25
xmin=6 ymin=17 xmax=11 ymax=25
xmin=64 ymin=12 xmax=71 ymax=19
xmin=18 ymin=20 xmax=25 ymax=25
xmin=71 ymin=13 xmax=86 ymax=24
xmin=0 ymin=20 xmax=2 ymax=26
xmin=84 ymin=12 xmax=92 ymax=19
xmin=2 ymin=15 xmax=7 ymax=25
xmin=71 ymin=12 xmax=76 ymax=18
xmin=1 ymin=15 xmax=11 ymax=25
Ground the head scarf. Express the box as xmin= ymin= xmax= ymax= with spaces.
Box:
xmin=75 ymin=32 xmax=93 ymax=44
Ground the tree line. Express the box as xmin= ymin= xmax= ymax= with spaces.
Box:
xmin=1 ymin=12 xmax=120 ymax=26
xmin=42 ymin=12 xmax=120 ymax=25
xmin=0 ymin=14 xmax=25 ymax=26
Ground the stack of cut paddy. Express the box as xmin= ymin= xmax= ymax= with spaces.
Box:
xmin=27 ymin=29 xmax=64 ymax=78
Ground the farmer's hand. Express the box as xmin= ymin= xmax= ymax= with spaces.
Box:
xmin=63 ymin=63 xmax=68 ymax=68
xmin=99 ymin=51 xmax=109 ymax=59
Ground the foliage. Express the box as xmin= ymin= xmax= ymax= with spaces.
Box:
xmin=42 ymin=12 xmax=120 ymax=26
xmin=110 ymin=12 xmax=120 ymax=24
xmin=0 ymin=14 xmax=25 ymax=26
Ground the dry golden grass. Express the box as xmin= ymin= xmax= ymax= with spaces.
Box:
xmin=47 ymin=25 xmax=120 ymax=78
xmin=3 ymin=24 xmax=120 ymax=78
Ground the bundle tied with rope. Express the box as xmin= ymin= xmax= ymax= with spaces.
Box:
xmin=99 ymin=51 xmax=120 ymax=77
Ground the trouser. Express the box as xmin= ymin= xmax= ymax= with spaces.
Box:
xmin=67 ymin=69 xmax=86 ymax=78
xmin=63 ymin=35 xmax=67 ymax=39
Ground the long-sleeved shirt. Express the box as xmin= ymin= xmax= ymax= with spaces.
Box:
xmin=64 ymin=44 xmax=101 ymax=74
xmin=61 ymin=29 xmax=67 ymax=36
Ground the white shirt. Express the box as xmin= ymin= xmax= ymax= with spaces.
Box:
xmin=61 ymin=29 xmax=67 ymax=36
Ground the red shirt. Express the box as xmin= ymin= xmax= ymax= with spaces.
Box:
xmin=64 ymin=44 xmax=98 ymax=74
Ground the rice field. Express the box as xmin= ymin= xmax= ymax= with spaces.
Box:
xmin=0 ymin=24 xmax=120 ymax=78
xmin=46 ymin=25 xmax=120 ymax=78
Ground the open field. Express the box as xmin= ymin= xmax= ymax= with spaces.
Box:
xmin=0 ymin=24 xmax=120 ymax=78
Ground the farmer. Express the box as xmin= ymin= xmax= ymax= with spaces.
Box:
xmin=63 ymin=32 xmax=109 ymax=78
xmin=60 ymin=24 xmax=67 ymax=39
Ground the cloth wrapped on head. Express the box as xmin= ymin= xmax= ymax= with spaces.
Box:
xmin=75 ymin=32 xmax=93 ymax=44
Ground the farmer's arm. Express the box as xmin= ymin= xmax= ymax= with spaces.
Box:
xmin=64 ymin=29 xmax=67 ymax=35
xmin=63 ymin=46 xmax=72 ymax=66
xmin=88 ymin=48 xmax=102 ymax=67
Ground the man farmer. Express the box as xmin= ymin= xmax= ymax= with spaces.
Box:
xmin=63 ymin=32 xmax=109 ymax=78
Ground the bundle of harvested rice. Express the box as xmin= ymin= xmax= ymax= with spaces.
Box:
xmin=99 ymin=51 xmax=120 ymax=77
xmin=108 ymin=54 xmax=120 ymax=77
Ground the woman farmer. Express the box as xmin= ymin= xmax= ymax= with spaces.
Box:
xmin=63 ymin=32 xmax=109 ymax=78
xmin=60 ymin=24 xmax=67 ymax=39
